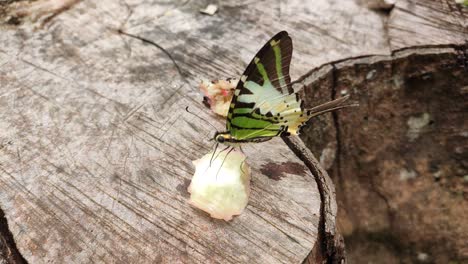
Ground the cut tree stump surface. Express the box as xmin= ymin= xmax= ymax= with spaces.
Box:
xmin=0 ymin=0 xmax=466 ymax=263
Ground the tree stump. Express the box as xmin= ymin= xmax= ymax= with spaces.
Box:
xmin=0 ymin=0 xmax=466 ymax=263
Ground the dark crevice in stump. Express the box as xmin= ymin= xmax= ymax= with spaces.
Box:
xmin=0 ymin=207 xmax=27 ymax=264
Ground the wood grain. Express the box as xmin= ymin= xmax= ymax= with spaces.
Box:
xmin=388 ymin=0 xmax=468 ymax=49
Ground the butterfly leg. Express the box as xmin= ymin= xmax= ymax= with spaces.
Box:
xmin=237 ymin=145 xmax=247 ymax=174
xmin=202 ymin=144 xmax=231 ymax=177
xmin=239 ymin=157 xmax=247 ymax=175
xmin=239 ymin=145 xmax=245 ymax=154
xmin=207 ymin=144 xmax=230 ymax=170
xmin=215 ymin=146 xmax=235 ymax=181
xmin=209 ymin=143 xmax=220 ymax=166
xmin=211 ymin=145 xmax=231 ymax=167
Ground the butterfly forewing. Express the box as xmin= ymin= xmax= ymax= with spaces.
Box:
xmin=227 ymin=31 xmax=309 ymax=140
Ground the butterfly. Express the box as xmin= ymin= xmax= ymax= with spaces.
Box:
xmin=214 ymin=31 xmax=350 ymax=146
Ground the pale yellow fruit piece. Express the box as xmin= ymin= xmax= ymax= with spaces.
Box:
xmin=188 ymin=148 xmax=250 ymax=221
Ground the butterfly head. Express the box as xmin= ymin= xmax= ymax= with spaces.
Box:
xmin=214 ymin=131 xmax=232 ymax=144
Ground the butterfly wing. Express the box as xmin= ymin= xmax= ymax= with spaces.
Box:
xmin=227 ymin=31 xmax=305 ymax=140
xmin=227 ymin=31 xmax=351 ymax=142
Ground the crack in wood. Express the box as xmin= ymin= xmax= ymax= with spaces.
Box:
xmin=282 ymin=136 xmax=345 ymax=263
xmin=117 ymin=30 xmax=189 ymax=86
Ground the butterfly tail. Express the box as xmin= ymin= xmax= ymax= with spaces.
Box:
xmin=285 ymin=95 xmax=356 ymax=136
xmin=305 ymin=95 xmax=356 ymax=118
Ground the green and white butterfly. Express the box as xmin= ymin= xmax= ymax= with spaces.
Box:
xmin=214 ymin=31 xmax=350 ymax=146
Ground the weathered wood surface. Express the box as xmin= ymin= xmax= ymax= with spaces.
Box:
xmin=0 ymin=0 xmax=388 ymax=263
xmin=1 ymin=0 xmax=466 ymax=263
xmin=388 ymin=0 xmax=467 ymax=48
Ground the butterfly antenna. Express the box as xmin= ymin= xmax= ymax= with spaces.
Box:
xmin=185 ymin=106 xmax=220 ymax=134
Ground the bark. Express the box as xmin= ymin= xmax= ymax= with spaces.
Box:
xmin=300 ymin=45 xmax=468 ymax=263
